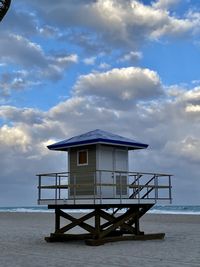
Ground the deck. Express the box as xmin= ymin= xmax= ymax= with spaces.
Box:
xmin=37 ymin=170 xmax=172 ymax=245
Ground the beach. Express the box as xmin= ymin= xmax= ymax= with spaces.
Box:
xmin=0 ymin=212 xmax=199 ymax=267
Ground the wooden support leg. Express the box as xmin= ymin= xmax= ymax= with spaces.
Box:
xmin=45 ymin=204 xmax=165 ymax=245
xmin=94 ymin=208 xmax=101 ymax=239
xmin=134 ymin=207 xmax=140 ymax=235
xmin=55 ymin=208 xmax=60 ymax=233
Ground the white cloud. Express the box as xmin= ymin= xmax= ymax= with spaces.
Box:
xmin=0 ymin=71 xmax=41 ymax=97
xmin=0 ymin=34 xmax=46 ymax=68
xmin=0 ymin=33 xmax=78 ymax=94
xmin=185 ymin=104 xmax=200 ymax=113
xmin=15 ymin=0 xmax=200 ymax=51
xmin=38 ymin=25 xmax=59 ymax=38
xmin=83 ymin=56 xmax=96 ymax=65
xmin=152 ymin=0 xmax=180 ymax=10
xmin=164 ymin=136 xmax=200 ymax=163
xmin=181 ymin=86 xmax=200 ymax=102
xmin=0 ymin=106 xmax=44 ymax=124
xmin=98 ymin=62 xmax=111 ymax=69
xmin=73 ymin=67 xmax=163 ymax=109
xmin=119 ymin=51 xmax=143 ymax=62
xmin=0 ymin=125 xmax=31 ymax=153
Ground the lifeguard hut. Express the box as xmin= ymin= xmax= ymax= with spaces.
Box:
xmin=37 ymin=129 xmax=172 ymax=245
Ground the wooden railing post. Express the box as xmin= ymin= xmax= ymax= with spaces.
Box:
xmin=38 ymin=175 xmax=41 ymax=203
xmin=74 ymin=174 xmax=76 ymax=205
xmin=137 ymin=173 xmax=140 ymax=204
xmin=94 ymin=171 xmax=96 ymax=204
xmin=156 ymin=175 xmax=159 ymax=202
xmin=99 ymin=170 xmax=102 ymax=204
xmin=55 ymin=173 xmax=58 ymax=205
xmin=120 ymin=172 xmax=122 ymax=204
xmin=58 ymin=175 xmax=61 ymax=200
xmin=169 ymin=175 xmax=172 ymax=203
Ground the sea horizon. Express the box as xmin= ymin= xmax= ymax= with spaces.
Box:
xmin=0 ymin=205 xmax=200 ymax=215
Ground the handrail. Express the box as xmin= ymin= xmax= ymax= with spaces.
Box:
xmin=38 ymin=184 xmax=170 ymax=189
xmin=129 ymin=175 xmax=157 ymax=199
xmin=36 ymin=171 xmax=68 ymax=177
xmin=37 ymin=170 xmax=172 ymax=204
xmin=36 ymin=171 xmax=173 ymax=179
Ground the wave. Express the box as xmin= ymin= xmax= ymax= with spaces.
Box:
xmin=0 ymin=206 xmax=52 ymax=213
xmin=149 ymin=205 xmax=200 ymax=215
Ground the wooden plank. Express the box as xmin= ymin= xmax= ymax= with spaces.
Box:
xmin=85 ymin=233 xmax=165 ymax=246
xmin=45 ymin=233 xmax=93 ymax=242
xmin=38 ymin=185 xmax=68 ymax=189
xmin=46 ymin=232 xmax=165 ymax=244
xmin=47 ymin=203 xmax=154 ymax=210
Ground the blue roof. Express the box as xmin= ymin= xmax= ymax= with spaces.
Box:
xmin=47 ymin=129 xmax=148 ymax=151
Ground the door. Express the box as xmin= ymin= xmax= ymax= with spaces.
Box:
xmin=97 ymin=146 xmax=129 ymax=198
xmin=115 ymin=149 xmax=128 ymax=197
xmin=97 ymin=146 xmax=115 ymax=198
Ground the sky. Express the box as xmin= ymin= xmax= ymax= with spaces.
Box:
xmin=0 ymin=0 xmax=200 ymax=206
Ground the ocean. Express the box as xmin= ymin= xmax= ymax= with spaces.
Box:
xmin=0 ymin=205 xmax=200 ymax=215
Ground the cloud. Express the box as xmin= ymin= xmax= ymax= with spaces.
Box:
xmin=0 ymin=34 xmax=47 ymax=68
xmin=180 ymin=86 xmax=200 ymax=103
xmin=0 ymin=33 xmax=78 ymax=95
xmin=152 ymin=0 xmax=180 ymax=10
xmin=185 ymin=104 xmax=200 ymax=113
xmin=0 ymin=106 xmax=44 ymax=124
xmin=0 ymin=125 xmax=30 ymax=150
xmin=2 ymin=8 xmax=38 ymax=36
xmin=98 ymin=62 xmax=111 ymax=70
xmin=0 ymin=70 xmax=41 ymax=97
xmin=83 ymin=56 xmax=96 ymax=65
xmin=0 ymin=33 xmax=78 ymax=70
xmin=164 ymin=136 xmax=200 ymax=163
xmin=16 ymin=0 xmax=200 ymax=51
xmin=73 ymin=67 xmax=163 ymax=109
xmin=119 ymin=51 xmax=143 ymax=62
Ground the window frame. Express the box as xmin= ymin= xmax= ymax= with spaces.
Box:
xmin=77 ymin=149 xmax=88 ymax=166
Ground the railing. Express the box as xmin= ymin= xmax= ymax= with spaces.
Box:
xmin=37 ymin=170 xmax=172 ymax=205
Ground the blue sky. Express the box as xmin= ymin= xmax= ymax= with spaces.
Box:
xmin=0 ymin=0 xmax=200 ymax=206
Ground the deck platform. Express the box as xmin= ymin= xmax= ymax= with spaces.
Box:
xmin=37 ymin=170 xmax=172 ymax=245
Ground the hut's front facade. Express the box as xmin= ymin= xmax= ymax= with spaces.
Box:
xmin=37 ymin=129 xmax=172 ymax=245
xmin=68 ymin=144 xmax=130 ymax=199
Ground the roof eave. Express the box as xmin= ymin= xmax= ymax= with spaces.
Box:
xmin=47 ymin=138 xmax=148 ymax=151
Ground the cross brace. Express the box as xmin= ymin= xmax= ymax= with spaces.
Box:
xmin=45 ymin=204 xmax=165 ymax=246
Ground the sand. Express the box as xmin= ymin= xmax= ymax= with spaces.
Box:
xmin=0 ymin=212 xmax=200 ymax=267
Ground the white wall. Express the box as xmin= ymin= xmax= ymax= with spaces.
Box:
xmin=96 ymin=145 xmax=128 ymax=198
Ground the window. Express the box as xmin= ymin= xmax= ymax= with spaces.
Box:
xmin=77 ymin=150 xmax=88 ymax=166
